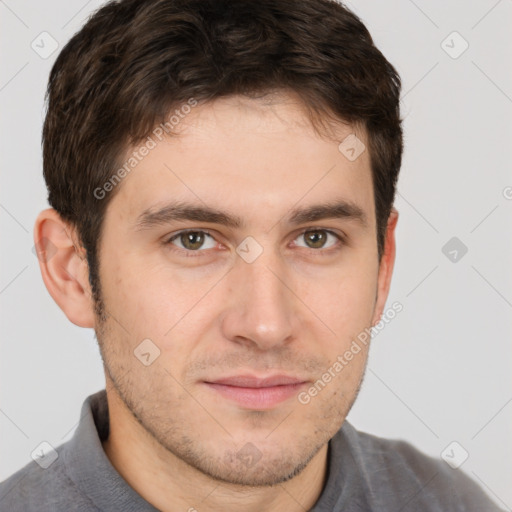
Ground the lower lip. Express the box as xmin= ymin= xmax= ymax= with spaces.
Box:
xmin=204 ymin=382 xmax=307 ymax=409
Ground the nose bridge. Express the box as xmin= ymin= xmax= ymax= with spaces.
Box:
xmin=222 ymin=242 xmax=296 ymax=348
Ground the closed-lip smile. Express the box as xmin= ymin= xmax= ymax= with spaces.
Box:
xmin=203 ymin=374 xmax=308 ymax=409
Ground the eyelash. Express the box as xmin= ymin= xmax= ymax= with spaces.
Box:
xmin=163 ymin=228 xmax=345 ymax=258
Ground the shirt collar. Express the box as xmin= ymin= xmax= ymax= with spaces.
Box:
xmin=62 ymin=389 xmax=159 ymax=512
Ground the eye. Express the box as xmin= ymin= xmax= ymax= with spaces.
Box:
xmin=166 ymin=230 xmax=218 ymax=254
xmin=164 ymin=228 xmax=344 ymax=257
xmin=293 ymin=229 xmax=343 ymax=252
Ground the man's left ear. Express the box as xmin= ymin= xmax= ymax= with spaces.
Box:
xmin=371 ymin=206 xmax=399 ymax=326
xmin=33 ymin=208 xmax=96 ymax=328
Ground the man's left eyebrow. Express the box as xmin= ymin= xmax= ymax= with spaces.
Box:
xmin=286 ymin=200 xmax=368 ymax=228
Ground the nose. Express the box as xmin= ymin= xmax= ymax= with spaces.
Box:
xmin=220 ymin=246 xmax=299 ymax=351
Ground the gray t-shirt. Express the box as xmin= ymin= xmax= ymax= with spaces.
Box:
xmin=0 ymin=389 xmax=504 ymax=511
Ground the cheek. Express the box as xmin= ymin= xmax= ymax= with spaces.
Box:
xmin=103 ymin=260 xmax=215 ymax=366
xmin=99 ymin=253 xmax=172 ymax=337
xmin=302 ymin=261 xmax=378 ymax=335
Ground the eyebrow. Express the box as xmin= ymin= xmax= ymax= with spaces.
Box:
xmin=134 ymin=198 xmax=368 ymax=232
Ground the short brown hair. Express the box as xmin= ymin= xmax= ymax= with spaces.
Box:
xmin=42 ymin=0 xmax=403 ymax=309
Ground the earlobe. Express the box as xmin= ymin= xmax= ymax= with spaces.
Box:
xmin=371 ymin=207 xmax=399 ymax=326
xmin=34 ymin=208 xmax=95 ymax=328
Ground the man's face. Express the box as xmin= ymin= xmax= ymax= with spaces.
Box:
xmin=95 ymin=93 xmax=387 ymax=486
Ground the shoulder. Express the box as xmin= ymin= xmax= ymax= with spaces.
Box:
xmin=339 ymin=422 xmax=505 ymax=511
xmin=0 ymin=444 xmax=98 ymax=512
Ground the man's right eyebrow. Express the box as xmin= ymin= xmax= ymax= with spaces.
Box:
xmin=134 ymin=202 xmax=245 ymax=231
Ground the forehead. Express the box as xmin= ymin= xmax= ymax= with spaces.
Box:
xmin=105 ymin=93 xmax=374 ymax=228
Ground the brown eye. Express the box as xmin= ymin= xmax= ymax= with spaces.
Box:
xmin=296 ymin=229 xmax=341 ymax=250
xmin=304 ymin=230 xmax=328 ymax=249
xmin=167 ymin=230 xmax=216 ymax=252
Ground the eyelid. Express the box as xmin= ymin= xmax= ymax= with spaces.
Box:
xmin=294 ymin=226 xmax=346 ymax=241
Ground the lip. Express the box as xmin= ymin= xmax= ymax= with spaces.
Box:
xmin=203 ymin=374 xmax=308 ymax=409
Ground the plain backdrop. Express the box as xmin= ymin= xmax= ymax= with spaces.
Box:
xmin=1 ymin=0 xmax=511 ymax=509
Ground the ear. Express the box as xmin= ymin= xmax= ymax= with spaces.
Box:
xmin=33 ymin=208 xmax=95 ymax=328
xmin=371 ymin=207 xmax=399 ymax=326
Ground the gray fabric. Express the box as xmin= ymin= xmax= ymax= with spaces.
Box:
xmin=0 ymin=389 xmax=504 ymax=511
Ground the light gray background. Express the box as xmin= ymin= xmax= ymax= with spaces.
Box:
xmin=1 ymin=0 xmax=511 ymax=509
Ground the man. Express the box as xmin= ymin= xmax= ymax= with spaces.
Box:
xmin=0 ymin=0 xmax=504 ymax=510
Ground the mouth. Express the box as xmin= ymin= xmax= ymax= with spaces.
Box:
xmin=202 ymin=374 xmax=308 ymax=410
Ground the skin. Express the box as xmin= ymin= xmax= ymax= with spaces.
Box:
xmin=35 ymin=91 xmax=398 ymax=512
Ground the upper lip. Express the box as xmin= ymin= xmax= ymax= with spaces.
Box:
xmin=205 ymin=374 xmax=307 ymax=388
